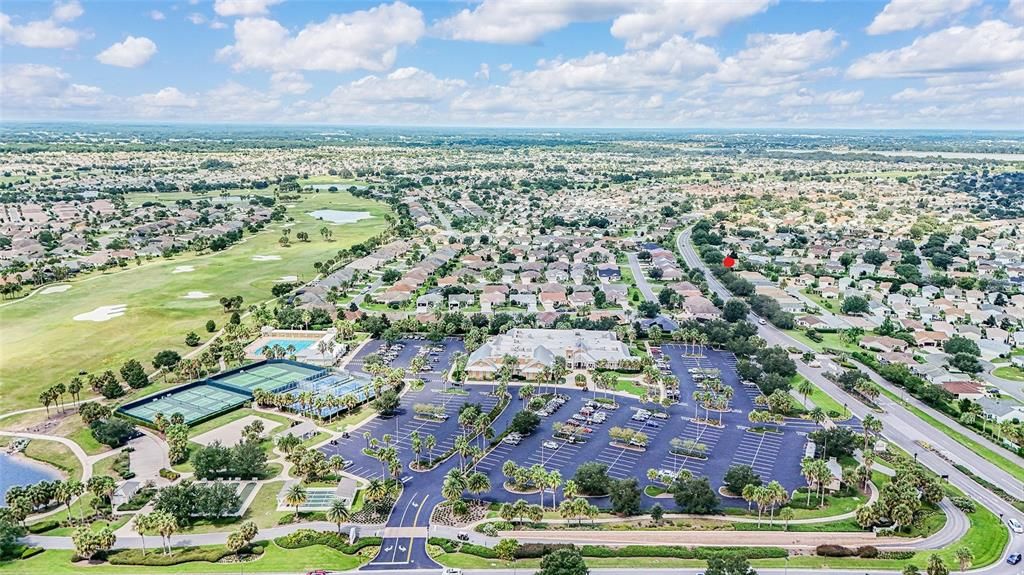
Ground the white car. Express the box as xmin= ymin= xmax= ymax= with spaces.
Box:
xmin=442 ymin=568 xmax=463 ymax=575
xmin=1009 ymin=518 xmax=1024 ymax=534
xmin=542 ymin=441 xmax=559 ymax=450
xmin=758 ymin=318 xmax=767 ymax=325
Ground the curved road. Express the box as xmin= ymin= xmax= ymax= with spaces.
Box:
xmin=677 ymin=226 xmax=1024 ymax=573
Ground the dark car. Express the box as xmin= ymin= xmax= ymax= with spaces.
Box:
xmin=1008 ymin=553 xmax=1022 ymax=565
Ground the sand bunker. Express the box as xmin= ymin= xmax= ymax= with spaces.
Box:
xmin=252 ymin=255 xmax=282 ymax=261
xmin=40 ymin=285 xmax=71 ymax=295
xmin=172 ymin=265 xmax=196 ymax=274
xmin=74 ymin=304 xmax=127 ymax=322
xmin=275 ymin=275 xmax=298 ymax=283
xmin=181 ymin=291 xmax=212 ymax=299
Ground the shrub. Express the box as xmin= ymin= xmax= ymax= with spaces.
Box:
xmin=515 ymin=543 xmax=575 ymax=558
xmin=274 ymin=530 xmax=382 ymax=554
xmin=950 ymin=497 xmax=976 ymax=513
xmin=108 ymin=544 xmax=263 ymax=566
xmin=27 ymin=520 xmax=60 ymax=534
xmin=460 ymin=543 xmax=498 ymax=559
xmin=158 ymin=468 xmax=180 ymax=481
xmin=857 ymin=545 xmax=879 ymax=558
xmin=428 ymin=537 xmax=459 ymax=553
xmin=816 ymin=544 xmax=857 ymax=557
xmin=880 ymin=551 xmax=915 ymax=560
xmin=20 ymin=546 xmax=43 ymax=559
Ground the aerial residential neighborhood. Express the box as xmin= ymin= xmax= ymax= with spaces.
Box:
xmin=1 ymin=2 xmax=1024 ymax=575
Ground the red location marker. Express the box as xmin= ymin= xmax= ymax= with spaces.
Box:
xmin=723 ymin=253 xmax=737 ymax=268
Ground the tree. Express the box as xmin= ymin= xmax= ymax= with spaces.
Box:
xmin=206 ymin=319 xmax=217 ymax=333
xmin=132 ymin=513 xmax=152 ymax=557
xmin=494 ymin=538 xmax=520 ymax=564
xmin=152 ymin=511 xmax=177 ymax=555
xmin=152 ymin=350 xmax=181 ymax=372
xmin=572 ymin=463 xmax=611 ymax=496
xmin=284 ymin=483 xmax=307 ymax=515
xmin=373 ymin=390 xmax=400 ymax=415
xmin=72 ymin=526 xmax=116 ymax=560
xmin=508 ymin=410 xmax=541 ymax=435
xmin=120 ymin=359 xmax=149 ymax=389
xmin=89 ymin=418 xmax=137 ymax=447
xmin=779 ymin=507 xmax=794 ymax=531
xmin=797 ymin=378 xmax=814 ymax=408
xmin=672 ymin=476 xmax=718 ymax=514
xmin=723 ymin=465 xmax=761 ymax=496
xmin=705 ymin=552 xmax=757 ymax=575
xmin=637 ymin=300 xmax=660 ymax=318
xmin=723 ymin=299 xmax=749 ymax=323
xmin=609 ymin=478 xmax=642 ymax=516
xmin=225 ymin=531 xmax=247 ymax=556
xmin=927 ymin=554 xmax=949 ymax=575
xmin=943 ymin=336 xmax=980 ymax=356
xmin=949 ymin=352 xmax=982 ymax=374
xmin=650 ymin=503 xmax=664 ymax=524
xmin=841 ymin=296 xmax=870 ymax=315
xmin=185 ymin=332 xmax=201 ymax=347
xmin=537 ymin=547 xmax=589 ymax=575
xmin=953 ymin=546 xmax=973 ymax=573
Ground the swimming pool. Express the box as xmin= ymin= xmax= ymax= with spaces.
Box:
xmin=256 ymin=338 xmax=317 ymax=355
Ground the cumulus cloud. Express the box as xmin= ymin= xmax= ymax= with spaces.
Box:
xmin=610 ymin=0 xmax=776 ymax=47
xmin=96 ymin=36 xmax=157 ymax=68
xmin=292 ymin=67 xmax=464 ymax=123
xmin=135 ymin=87 xmax=198 ymax=109
xmin=218 ymin=2 xmax=424 ymax=72
xmin=0 ymin=64 xmax=106 ymax=110
xmin=0 ymin=10 xmax=83 ymax=48
xmin=214 ymin=0 xmax=283 ymax=17
xmin=1009 ymin=0 xmax=1024 ymax=21
xmin=706 ymin=29 xmax=843 ymax=95
xmin=510 ymin=35 xmax=719 ymax=93
xmin=779 ymin=88 xmax=863 ymax=107
xmin=848 ymin=20 xmax=1024 ymax=78
xmin=150 ymin=10 xmax=165 ymax=21
xmin=52 ymin=0 xmax=83 ymax=22
xmin=867 ymin=0 xmax=979 ymax=34
xmin=434 ymin=0 xmax=773 ymax=47
xmin=270 ymin=71 xmax=311 ymax=95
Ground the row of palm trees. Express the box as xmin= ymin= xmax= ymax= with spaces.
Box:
xmin=740 ymin=480 xmax=789 ymax=527
xmin=252 ymin=387 xmax=359 ymax=422
xmin=500 ymin=461 xmax=567 ymax=509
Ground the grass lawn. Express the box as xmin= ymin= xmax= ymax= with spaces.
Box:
xmin=790 ymin=374 xmax=851 ymax=420
xmin=724 ymin=491 xmax=866 ymax=521
xmin=613 ymin=379 xmax=646 ymax=397
xmin=0 ymin=191 xmax=390 ymax=412
xmin=324 ymin=406 xmax=377 ymax=432
xmin=66 ymin=422 xmax=109 ymax=456
xmin=301 ymin=431 xmax=331 ymax=448
xmin=0 ymin=541 xmax=369 ymax=574
xmin=874 ymin=385 xmax=1024 ymax=483
xmin=45 ymin=514 xmax=133 ymax=537
xmin=731 ymin=518 xmax=864 ymax=532
xmin=23 ymin=438 xmax=83 ymax=481
xmin=785 ymin=330 xmax=861 ymax=355
xmin=178 ymin=480 xmax=286 ymax=534
xmin=992 ymin=365 xmax=1024 ymax=381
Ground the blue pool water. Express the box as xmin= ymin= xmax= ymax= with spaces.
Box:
xmin=257 ymin=338 xmax=316 ymax=355
xmin=0 ymin=453 xmax=60 ymax=505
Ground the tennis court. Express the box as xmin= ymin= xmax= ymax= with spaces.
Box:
xmin=121 ymin=383 xmax=249 ymax=424
xmin=289 ymin=372 xmax=376 ymax=418
xmin=214 ymin=362 xmax=322 ymax=393
xmin=254 ymin=338 xmax=317 ymax=356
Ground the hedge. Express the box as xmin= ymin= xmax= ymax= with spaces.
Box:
xmin=108 ymin=544 xmax=263 ymax=566
xmin=815 ymin=544 xmax=878 ymax=558
xmin=158 ymin=468 xmax=180 ymax=481
xmin=428 ymin=538 xmax=787 ymax=561
xmin=27 ymin=519 xmax=60 ymax=534
xmin=274 ymin=529 xmax=382 ymax=554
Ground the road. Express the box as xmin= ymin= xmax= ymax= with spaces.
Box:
xmin=626 ymin=252 xmax=657 ymax=301
xmin=676 ymin=226 xmax=1024 ymax=573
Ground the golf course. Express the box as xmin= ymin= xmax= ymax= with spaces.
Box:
xmin=0 ymin=190 xmax=390 ymax=412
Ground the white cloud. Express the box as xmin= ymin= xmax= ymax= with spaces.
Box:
xmin=51 ymin=0 xmax=83 ymax=22
xmin=150 ymin=10 xmax=165 ymax=21
xmin=434 ymin=0 xmax=773 ymax=47
xmin=214 ymin=0 xmax=283 ymax=17
xmin=867 ymin=0 xmax=979 ymax=34
xmin=219 ymin=2 xmax=424 ymax=72
xmin=203 ymin=81 xmax=281 ymax=119
xmin=434 ymin=0 xmax=626 ymax=44
xmin=187 ymin=12 xmax=206 ymax=25
xmin=270 ymin=71 xmax=311 ymax=94
xmin=779 ymin=88 xmax=863 ymax=107
xmin=511 ymin=35 xmax=719 ymax=93
xmin=96 ymin=36 xmax=157 ymax=68
xmin=475 ymin=63 xmax=490 ymax=81
xmin=0 ymin=64 xmax=106 ymax=110
xmin=610 ymin=0 xmax=776 ymax=47
xmin=848 ymin=20 xmax=1024 ymax=78
xmin=210 ymin=20 xmax=227 ymax=29
xmin=135 ymin=87 xmax=198 ymax=108
xmin=292 ymin=67 xmax=464 ymax=123
xmin=707 ymin=29 xmax=843 ymax=91
xmin=1009 ymin=0 xmax=1024 ymax=21
xmin=0 ymin=12 xmax=82 ymax=48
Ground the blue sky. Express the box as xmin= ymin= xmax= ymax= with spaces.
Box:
xmin=2 ymin=0 xmax=1022 ymax=127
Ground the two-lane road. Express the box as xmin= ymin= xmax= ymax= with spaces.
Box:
xmin=676 ymin=226 xmax=1024 ymax=573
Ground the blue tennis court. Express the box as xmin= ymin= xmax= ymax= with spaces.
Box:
xmin=255 ymin=338 xmax=317 ymax=356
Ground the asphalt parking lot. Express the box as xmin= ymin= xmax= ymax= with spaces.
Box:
xmin=346 ymin=336 xmax=465 ymax=385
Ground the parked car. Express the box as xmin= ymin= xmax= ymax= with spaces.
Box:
xmin=1009 ymin=518 xmax=1024 ymax=534
xmin=651 ymin=412 xmax=669 ymax=420
xmin=1007 ymin=553 xmax=1021 ymax=565
xmin=542 ymin=441 xmax=559 ymax=450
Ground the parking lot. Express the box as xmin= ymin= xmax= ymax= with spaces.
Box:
xmin=346 ymin=336 xmax=465 ymax=385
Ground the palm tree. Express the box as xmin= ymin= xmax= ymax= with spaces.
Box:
xmin=953 ymin=546 xmax=973 ymax=573
xmin=810 ymin=407 xmax=826 ymax=428
xmin=766 ymin=480 xmax=787 ymax=526
xmin=862 ymin=415 xmax=883 ymax=450
xmin=547 ymin=470 xmax=563 ymax=508
xmin=563 ymin=479 xmax=579 ymax=502
xmin=326 ymin=498 xmax=351 ymax=533
xmin=927 ymin=553 xmax=949 ymax=575
xmin=425 ymin=434 xmax=436 ymax=464
xmin=466 ymin=472 xmax=491 ymax=498
xmin=133 ymin=513 xmax=152 ymax=556
xmin=284 ymin=483 xmax=308 ymax=515
xmin=152 ymin=511 xmax=177 ymax=555
xmin=454 ymin=435 xmax=470 ymax=471
xmin=797 ymin=378 xmax=814 ymax=408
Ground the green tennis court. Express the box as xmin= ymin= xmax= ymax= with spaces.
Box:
xmin=214 ymin=362 xmax=321 ymax=393
xmin=122 ymin=384 xmax=249 ymax=424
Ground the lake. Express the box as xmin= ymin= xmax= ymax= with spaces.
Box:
xmin=0 ymin=453 xmax=60 ymax=505
xmin=308 ymin=210 xmax=373 ymax=224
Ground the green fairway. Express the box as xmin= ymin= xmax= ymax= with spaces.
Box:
xmin=0 ymin=191 xmax=389 ymax=412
